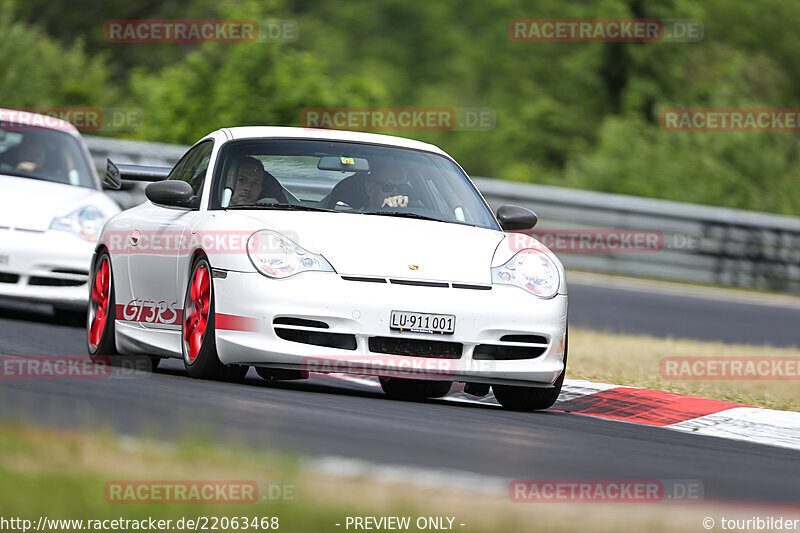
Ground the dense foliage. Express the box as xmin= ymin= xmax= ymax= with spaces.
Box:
xmin=3 ymin=0 xmax=799 ymax=214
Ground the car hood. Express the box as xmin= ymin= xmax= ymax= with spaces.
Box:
xmin=0 ymin=175 xmax=113 ymax=231
xmin=237 ymin=211 xmax=505 ymax=284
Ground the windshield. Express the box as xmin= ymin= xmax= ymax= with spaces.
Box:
xmin=212 ymin=139 xmax=498 ymax=229
xmin=0 ymin=126 xmax=95 ymax=189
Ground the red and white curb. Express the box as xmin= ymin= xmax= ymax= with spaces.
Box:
xmin=332 ymin=376 xmax=800 ymax=452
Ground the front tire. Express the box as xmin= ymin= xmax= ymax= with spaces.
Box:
xmin=493 ymin=334 xmax=568 ymax=411
xmin=87 ymin=252 xmax=117 ymax=359
xmin=182 ymin=257 xmax=248 ymax=382
xmin=379 ymin=378 xmax=452 ymax=400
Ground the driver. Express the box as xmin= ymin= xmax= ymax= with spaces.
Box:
xmin=229 ymin=156 xmax=263 ymax=205
xmin=364 ymin=157 xmax=410 ymax=209
xmin=14 ymin=136 xmax=48 ymax=172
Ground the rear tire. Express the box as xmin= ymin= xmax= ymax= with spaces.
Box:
xmin=379 ymin=378 xmax=452 ymax=400
xmin=87 ymin=252 xmax=117 ymax=359
xmin=493 ymin=333 xmax=568 ymax=411
xmin=182 ymin=257 xmax=248 ymax=382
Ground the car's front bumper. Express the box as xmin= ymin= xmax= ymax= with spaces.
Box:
xmin=214 ymin=270 xmax=568 ymax=387
xmin=0 ymin=229 xmax=93 ymax=309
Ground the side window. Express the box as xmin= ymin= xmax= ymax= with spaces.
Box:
xmin=167 ymin=140 xmax=213 ymax=195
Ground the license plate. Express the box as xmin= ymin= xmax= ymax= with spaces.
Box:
xmin=0 ymin=255 xmax=8 ymax=266
xmin=390 ymin=310 xmax=455 ymax=335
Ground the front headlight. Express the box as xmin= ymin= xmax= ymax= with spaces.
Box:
xmin=246 ymin=230 xmax=335 ymax=279
xmin=491 ymin=249 xmax=560 ymax=298
xmin=49 ymin=206 xmax=105 ymax=242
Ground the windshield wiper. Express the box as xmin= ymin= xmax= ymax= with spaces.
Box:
xmin=226 ymin=203 xmax=335 ymax=212
xmin=366 ymin=211 xmax=445 ymax=223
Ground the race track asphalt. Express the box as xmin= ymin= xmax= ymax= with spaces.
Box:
xmin=0 ymin=281 xmax=798 ymax=505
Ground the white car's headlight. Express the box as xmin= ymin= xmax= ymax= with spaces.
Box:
xmin=49 ymin=205 xmax=105 ymax=242
xmin=491 ymin=249 xmax=560 ymax=298
xmin=246 ymin=230 xmax=335 ymax=279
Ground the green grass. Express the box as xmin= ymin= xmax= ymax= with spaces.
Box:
xmin=569 ymin=328 xmax=800 ymax=411
xmin=3 ymin=425 xmax=790 ymax=533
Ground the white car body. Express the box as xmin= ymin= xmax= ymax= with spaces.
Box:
xmin=0 ymin=109 xmax=120 ymax=310
xmin=96 ymin=127 xmax=568 ymax=391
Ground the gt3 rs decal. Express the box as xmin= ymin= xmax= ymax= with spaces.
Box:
xmin=116 ymin=299 xmax=182 ymax=324
xmin=113 ymin=300 xmax=259 ymax=331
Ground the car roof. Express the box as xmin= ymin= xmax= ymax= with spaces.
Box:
xmin=221 ymin=126 xmax=449 ymax=157
xmin=0 ymin=108 xmax=81 ymax=137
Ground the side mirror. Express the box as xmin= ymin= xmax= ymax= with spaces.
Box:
xmin=145 ymin=180 xmax=195 ymax=208
xmin=496 ymin=205 xmax=538 ymax=231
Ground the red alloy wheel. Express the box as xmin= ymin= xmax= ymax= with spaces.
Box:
xmin=88 ymin=257 xmax=110 ymax=349
xmin=183 ymin=264 xmax=211 ymax=362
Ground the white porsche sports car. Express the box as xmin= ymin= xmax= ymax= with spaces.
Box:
xmin=0 ymin=109 xmax=120 ymax=314
xmin=91 ymin=127 xmax=568 ymax=410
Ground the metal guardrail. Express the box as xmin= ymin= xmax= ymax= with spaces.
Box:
xmin=84 ymin=135 xmax=800 ymax=293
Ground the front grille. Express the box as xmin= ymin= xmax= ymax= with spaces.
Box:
xmin=341 ymin=276 xmax=386 ymax=283
xmin=341 ymin=276 xmax=491 ymax=290
xmin=452 ymin=283 xmax=492 ymax=290
xmin=389 ymin=279 xmax=449 ymax=288
xmin=473 ymin=344 xmax=547 ymax=361
xmin=0 ymin=273 xmax=19 ymax=284
xmin=368 ymin=336 xmax=463 ymax=359
xmin=274 ymin=328 xmax=356 ymax=350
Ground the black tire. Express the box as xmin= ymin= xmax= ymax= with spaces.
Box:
xmin=87 ymin=251 xmax=117 ymax=359
xmin=256 ymin=367 xmax=308 ymax=381
xmin=493 ymin=333 xmax=568 ymax=411
xmin=379 ymin=378 xmax=453 ymax=400
xmin=182 ymin=256 xmax=248 ymax=382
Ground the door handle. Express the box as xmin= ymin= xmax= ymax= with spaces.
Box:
xmin=130 ymin=230 xmax=141 ymax=246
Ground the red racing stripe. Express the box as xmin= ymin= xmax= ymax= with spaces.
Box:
xmin=215 ymin=313 xmax=261 ymax=332
xmin=554 ymin=387 xmax=744 ymax=426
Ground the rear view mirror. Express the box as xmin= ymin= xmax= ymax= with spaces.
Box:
xmin=496 ymin=205 xmax=538 ymax=231
xmin=318 ymin=156 xmax=370 ymax=172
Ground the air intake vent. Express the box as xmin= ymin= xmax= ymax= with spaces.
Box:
xmin=473 ymin=344 xmax=547 ymax=361
xmin=499 ymin=334 xmax=548 ymax=344
xmin=273 ymin=317 xmax=329 ymax=329
xmin=28 ymin=277 xmax=86 ymax=287
xmin=274 ymin=328 xmax=356 ymax=350
xmin=368 ymin=336 xmax=462 ymax=359
xmin=0 ymin=273 xmax=19 ymax=284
